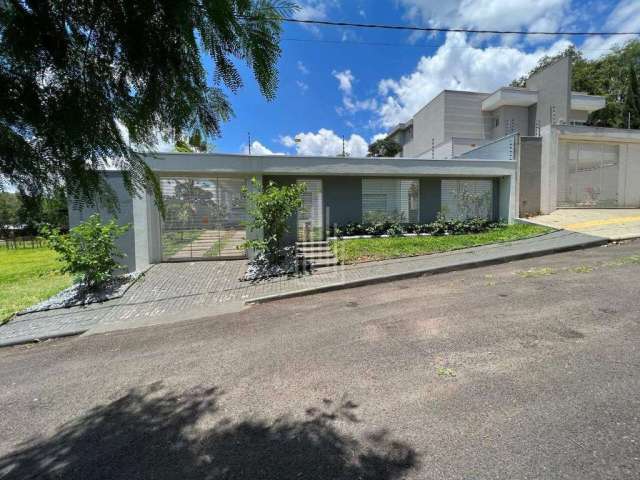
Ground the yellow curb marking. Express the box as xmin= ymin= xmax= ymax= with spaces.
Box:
xmin=565 ymin=215 xmax=640 ymax=230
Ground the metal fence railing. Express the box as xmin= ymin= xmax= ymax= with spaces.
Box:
xmin=0 ymin=235 xmax=47 ymax=249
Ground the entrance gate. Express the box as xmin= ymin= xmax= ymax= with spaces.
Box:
xmin=160 ymin=177 xmax=249 ymax=261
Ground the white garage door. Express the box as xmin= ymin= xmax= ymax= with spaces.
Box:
xmin=558 ymin=142 xmax=619 ymax=207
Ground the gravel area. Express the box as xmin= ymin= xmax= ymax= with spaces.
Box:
xmin=17 ymin=272 xmax=142 ymax=315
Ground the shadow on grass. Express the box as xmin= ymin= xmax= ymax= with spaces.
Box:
xmin=0 ymin=382 xmax=418 ymax=479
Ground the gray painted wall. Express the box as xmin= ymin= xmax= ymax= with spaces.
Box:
xmin=526 ymin=57 xmax=572 ymax=128
xmin=444 ymin=91 xmax=490 ymax=140
xmin=519 ymin=137 xmax=542 ymax=216
xmin=493 ymin=105 xmax=529 ymax=138
xmin=68 ymin=172 xmax=137 ymax=273
xmin=403 ymin=91 xmax=446 ymax=157
xmin=419 ymin=178 xmax=441 ymax=222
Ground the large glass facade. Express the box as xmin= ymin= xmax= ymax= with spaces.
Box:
xmin=362 ymin=179 xmax=419 ymax=223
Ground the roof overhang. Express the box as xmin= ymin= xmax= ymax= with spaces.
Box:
xmin=481 ymin=87 xmax=538 ymax=112
xmin=141 ymin=152 xmax=516 ymax=178
xmin=571 ymin=92 xmax=606 ymax=112
xmin=387 ymin=119 xmax=413 ymax=138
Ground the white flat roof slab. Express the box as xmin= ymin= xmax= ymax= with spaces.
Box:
xmin=142 ymin=153 xmax=516 ymax=178
xmin=481 ymin=87 xmax=538 ymax=111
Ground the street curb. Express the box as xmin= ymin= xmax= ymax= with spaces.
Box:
xmin=245 ymin=237 xmax=609 ymax=305
xmin=0 ymin=329 xmax=89 ymax=348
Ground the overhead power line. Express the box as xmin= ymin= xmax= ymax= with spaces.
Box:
xmin=277 ymin=17 xmax=640 ymax=37
xmin=282 ymin=37 xmax=619 ymax=53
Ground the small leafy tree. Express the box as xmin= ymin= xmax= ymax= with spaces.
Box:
xmin=42 ymin=214 xmax=129 ymax=289
xmin=242 ymin=178 xmax=305 ymax=263
xmin=367 ymin=138 xmax=402 ymax=157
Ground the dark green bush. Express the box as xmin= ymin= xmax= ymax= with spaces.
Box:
xmin=329 ymin=215 xmax=501 ymax=238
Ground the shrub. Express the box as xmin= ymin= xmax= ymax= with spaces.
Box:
xmin=242 ymin=178 xmax=306 ymax=264
xmin=41 ymin=214 xmax=129 ymax=289
xmin=329 ymin=214 xmax=501 ymax=238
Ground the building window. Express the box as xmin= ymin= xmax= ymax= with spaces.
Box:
xmin=362 ymin=179 xmax=419 ymax=223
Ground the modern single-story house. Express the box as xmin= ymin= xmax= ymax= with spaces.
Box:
xmin=70 ymin=153 xmax=517 ymax=272
xmin=69 ymin=58 xmax=640 ymax=273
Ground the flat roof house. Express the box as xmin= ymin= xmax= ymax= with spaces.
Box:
xmin=69 ymin=58 xmax=640 ymax=273
xmin=70 ymin=153 xmax=517 ymax=272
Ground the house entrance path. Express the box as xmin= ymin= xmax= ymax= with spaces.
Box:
xmin=526 ymin=209 xmax=640 ymax=241
xmin=0 ymin=230 xmax=608 ymax=347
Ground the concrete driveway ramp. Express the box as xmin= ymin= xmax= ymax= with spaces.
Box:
xmin=526 ymin=209 xmax=640 ymax=241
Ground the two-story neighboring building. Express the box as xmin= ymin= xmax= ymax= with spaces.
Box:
xmin=388 ymin=57 xmax=640 ymax=215
xmin=388 ymin=58 xmax=605 ymax=160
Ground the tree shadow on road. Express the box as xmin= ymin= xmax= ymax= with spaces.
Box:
xmin=0 ymin=382 xmax=418 ymax=479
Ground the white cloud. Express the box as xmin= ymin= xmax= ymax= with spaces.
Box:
xmin=370 ymin=132 xmax=388 ymax=143
xmin=116 ymin=120 xmax=175 ymax=154
xmin=399 ymin=0 xmax=571 ymax=34
xmin=293 ymin=1 xmax=338 ymax=36
xmin=280 ymin=129 xmax=369 ymax=157
xmin=293 ymin=0 xmax=329 ymax=21
xmin=373 ymin=32 xmax=572 ymax=127
xmin=333 ymin=69 xmax=355 ymax=95
xmin=297 ymin=80 xmax=309 ymax=93
xmin=241 ymin=140 xmax=285 ymax=156
xmin=297 ymin=60 xmax=310 ymax=75
xmin=332 ymin=69 xmax=378 ymax=115
xmin=580 ymin=0 xmax=640 ymax=59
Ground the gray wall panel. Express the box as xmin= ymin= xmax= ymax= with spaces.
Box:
xmin=68 ymin=171 xmax=137 ymax=272
xmin=323 ymin=176 xmax=362 ymax=226
xmin=419 ymin=178 xmax=441 ymax=222
xmin=519 ymin=137 xmax=542 ymax=216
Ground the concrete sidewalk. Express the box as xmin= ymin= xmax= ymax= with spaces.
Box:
xmin=0 ymin=230 xmax=607 ymax=347
xmin=526 ymin=209 xmax=640 ymax=240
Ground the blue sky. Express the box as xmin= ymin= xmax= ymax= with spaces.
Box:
xmin=202 ymin=0 xmax=639 ymax=157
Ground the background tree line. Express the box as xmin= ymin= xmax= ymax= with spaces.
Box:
xmin=0 ymin=189 xmax=68 ymax=235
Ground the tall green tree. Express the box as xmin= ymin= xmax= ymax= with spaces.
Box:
xmin=0 ymin=192 xmax=20 ymax=232
xmin=17 ymin=187 xmax=69 ymax=232
xmin=623 ymin=63 xmax=640 ymax=129
xmin=0 ymin=0 xmax=294 ymax=211
xmin=367 ymin=138 xmax=402 ymax=157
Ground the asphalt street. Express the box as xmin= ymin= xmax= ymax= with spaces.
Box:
xmin=1 ymin=241 xmax=639 ymax=479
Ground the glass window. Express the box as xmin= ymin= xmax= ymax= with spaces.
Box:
xmin=362 ymin=179 xmax=419 ymax=223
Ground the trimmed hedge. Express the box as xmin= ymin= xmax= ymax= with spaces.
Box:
xmin=329 ymin=215 xmax=502 ymax=238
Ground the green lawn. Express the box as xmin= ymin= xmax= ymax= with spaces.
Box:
xmin=161 ymin=230 xmax=204 ymax=257
xmin=330 ymin=224 xmax=553 ymax=264
xmin=0 ymin=247 xmax=72 ymax=323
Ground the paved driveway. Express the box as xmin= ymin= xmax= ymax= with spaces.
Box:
xmin=528 ymin=208 xmax=640 ymax=240
xmin=1 ymin=241 xmax=639 ymax=479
